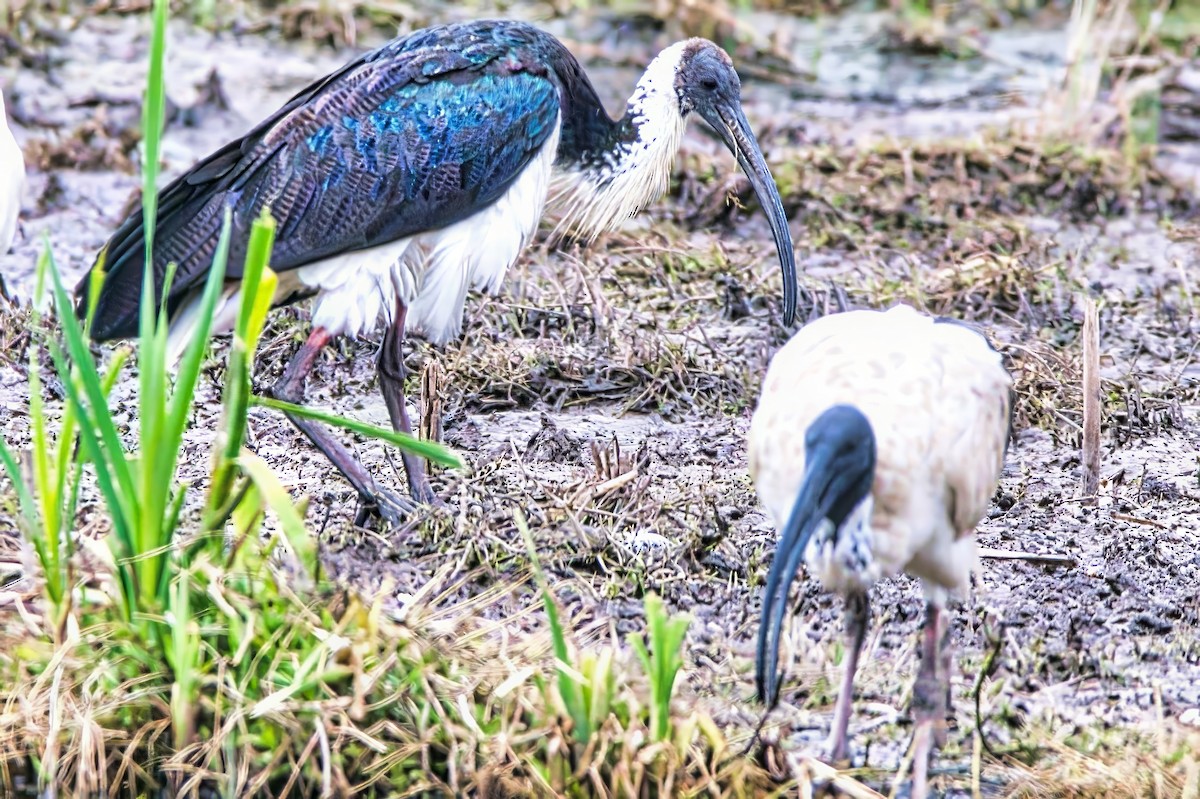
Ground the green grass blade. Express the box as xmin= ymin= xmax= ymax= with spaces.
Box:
xmin=167 ymin=210 xmax=232 ymax=443
xmin=205 ymin=209 xmax=276 ymax=527
xmin=634 ymin=593 xmax=691 ymax=742
xmin=45 ymin=341 xmax=137 ymax=620
xmin=235 ymin=207 xmax=276 ymax=343
xmin=168 ymin=565 xmax=201 ymax=750
xmin=0 ymin=439 xmax=40 ymax=534
xmin=238 ymin=449 xmax=316 ymax=581
xmin=517 ymin=509 xmax=589 ymax=742
xmin=156 ymin=210 xmax=233 ymax=556
xmin=250 ymin=396 xmax=464 ymax=468
xmin=133 ymin=0 xmax=173 ymax=614
xmin=46 ymin=257 xmax=139 ymax=550
xmin=138 ymin=0 xmax=169 ymax=314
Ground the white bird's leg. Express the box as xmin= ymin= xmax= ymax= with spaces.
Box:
xmin=829 ymin=591 xmax=870 ymax=763
xmin=378 ymin=299 xmax=440 ymax=507
xmin=910 ymin=599 xmax=948 ymax=799
xmin=270 ymin=326 xmax=415 ymax=526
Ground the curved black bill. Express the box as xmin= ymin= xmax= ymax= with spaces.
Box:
xmin=754 ymin=453 xmax=832 ymax=707
xmin=702 ymin=102 xmax=798 ymax=326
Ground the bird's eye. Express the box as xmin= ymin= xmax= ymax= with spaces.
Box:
xmin=701 ymin=78 xmax=719 ymax=91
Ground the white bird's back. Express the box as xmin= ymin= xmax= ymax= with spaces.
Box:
xmin=748 ymin=304 xmax=1012 ymax=597
xmin=0 ymin=89 xmax=23 ymax=255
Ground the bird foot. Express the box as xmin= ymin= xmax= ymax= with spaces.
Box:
xmin=911 ymin=673 xmax=950 ymax=749
xmin=354 ymin=483 xmax=419 ymax=528
xmin=407 ymin=477 xmax=443 ymax=509
xmin=827 ymin=737 xmax=852 ymax=768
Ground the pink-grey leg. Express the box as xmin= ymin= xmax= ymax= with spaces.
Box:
xmin=270 ymin=326 xmax=414 ymax=525
xmin=829 ymin=591 xmax=870 ymax=763
xmin=910 ymin=600 xmax=950 ymax=799
xmin=377 ymin=299 xmax=440 ymax=507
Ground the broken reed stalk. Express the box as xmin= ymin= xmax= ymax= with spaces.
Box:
xmin=1082 ymin=296 xmax=1101 ymax=504
xmin=419 ymin=360 xmax=445 ymax=474
xmin=977 ymin=547 xmax=1075 ymax=567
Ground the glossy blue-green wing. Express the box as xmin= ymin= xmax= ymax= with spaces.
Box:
xmin=84 ymin=21 xmax=561 ymax=340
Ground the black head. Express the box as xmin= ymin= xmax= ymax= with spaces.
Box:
xmin=674 ymin=41 xmax=742 ymax=118
xmin=802 ymin=405 xmax=876 ymax=522
xmin=755 ymin=404 xmax=876 ymax=709
xmin=673 ymin=40 xmax=798 ymax=327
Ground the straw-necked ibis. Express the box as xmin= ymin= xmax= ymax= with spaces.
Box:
xmin=749 ymin=304 xmax=1012 ymax=797
xmin=0 ymin=90 xmax=22 ymax=256
xmin=76 ymin=19 xmax=798 ymax=523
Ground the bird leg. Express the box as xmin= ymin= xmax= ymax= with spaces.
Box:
xmin=910 ymin=600 xmax=949 ymax=799
xmin=829 ymin=591 xmax=870 ymax=764
xmin=269 ymin=326 xmax=415 ymax=526
xmin=378 ymin=300 xmax=439 ymax=506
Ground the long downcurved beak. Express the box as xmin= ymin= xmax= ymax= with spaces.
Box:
xmin=755 ymin=451 xmax=834 ymax=708
xmin=702 ymin=102 xmax=798 ymax=326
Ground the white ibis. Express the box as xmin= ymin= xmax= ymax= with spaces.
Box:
xmin=0 ymin=89 xmax=22 ymax=257
xmin=748 ymin=304 xmax=1013 ymax=797
xmin=76 ymin=19 xmax=799 ymax=524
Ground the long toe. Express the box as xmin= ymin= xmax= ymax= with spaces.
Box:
xmin=360 ymin=484 xmax=419 ymax=527
xmin=408 ymin=478 xmax=443 ymax=509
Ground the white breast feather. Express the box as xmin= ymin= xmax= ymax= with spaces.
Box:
xmin=0 ymin=90 xmax=24 ymax=254
xmin=807 ymin=494 xmax=878 ymax=593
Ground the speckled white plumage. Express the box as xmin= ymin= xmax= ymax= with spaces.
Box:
xmin=0 ymin=89 xmax=24 ymax=255
xmin=748 ymin=303 xmax=1012 ymax=602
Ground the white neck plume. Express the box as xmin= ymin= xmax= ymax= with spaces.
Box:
xmin=548 ymin=41 xmax=691 ymax=244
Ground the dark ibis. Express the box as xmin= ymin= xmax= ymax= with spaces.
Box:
xmin=748 ymin=304 xmax=1012 ymax=797
xmin=76 ymin=19 xmax=799 ymax=523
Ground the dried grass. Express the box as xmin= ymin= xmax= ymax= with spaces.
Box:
xmin=0 ymin=578 xmax=780 ymax=797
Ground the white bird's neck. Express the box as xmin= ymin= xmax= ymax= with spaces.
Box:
xmin=549 ymin=41 xmax=690 ymax=242
xmin=809 ymin=493 xmax=878 ymax=593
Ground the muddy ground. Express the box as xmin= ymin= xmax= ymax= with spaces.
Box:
xmin=1 ymin=3 xmax=1199 ymax=795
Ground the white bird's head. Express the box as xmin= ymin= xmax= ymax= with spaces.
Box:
xmin=755 ymin=403 xmax=877 ymax=709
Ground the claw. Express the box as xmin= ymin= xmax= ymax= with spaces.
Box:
xmin=407 ymin=474 xmax=442 ymax=508
xmin=354 ymin=482 xmax=418 ymax=528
